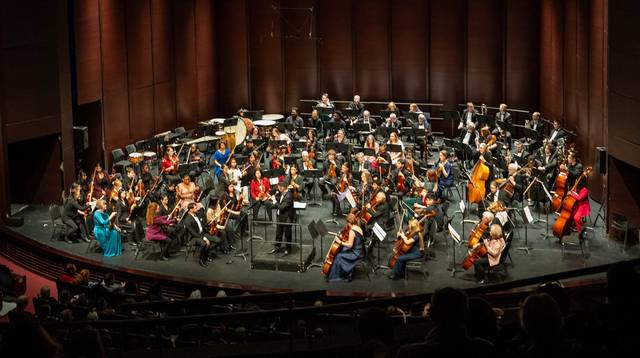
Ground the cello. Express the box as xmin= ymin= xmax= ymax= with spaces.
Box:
xmin=552 ymin=166 xmax=592 ymax=239
xmin=322 ymin=224 xmax=351 ymax=275
xmin=360 ymin=195 xmax=384 ymax=226
xmin=467 ymin=155 xmax=490 ymax=203
xmin=550 ymin=143 xmax=576 ymax=212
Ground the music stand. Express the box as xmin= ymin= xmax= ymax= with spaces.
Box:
xmin=342 ymin=108 xmax=359 ymax=117
xmin=324 ymin=181 xmax=340 ymax=225
xmin=500 ymin=121 xmax=514 ymax=149
xmin=353 ymin=123 xmax=370 ymax=135
xmin=377 ymin=126 xmax=398 ymax=138
xmin=293 ymin=140 xmax=307 ymax=151
xmin=313 ymin=106 xmax=334 ymax=117
xmin=284 ymin=155 xmax=299 ymax=169
xmin=517 ymin=205 xmax=534 ymax=254
xmin=295 ymin=127 xmax=308 ymax=138
xmin=242 ymin=111 xmax=263 ymax=120
xmin=306 ymin=220 xmax=323 ymax=269
xmin=277 ymin=122 xmax=295 ymax=132
xmin=323 ymin=121 xmax=340 ymax=136
xmin=403 ymin=112 xmax=420 ymax=122
xmin=380 ymin=109 xmax=394 ymax=118
xmin=303 ymin=169 xmax=322 ymax=206
xmin=441 ymin=110 xmax=461 ymax=138
xmin=362 ymin=148 xmax=376 ymax=157
xmin=269 ymin=140 xmax=286 ymax=150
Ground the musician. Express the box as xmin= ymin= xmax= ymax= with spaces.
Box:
xmin=319 ymin=149 xmax=341 ymax=198
xmin=206 ymin=198 xmax=235 ymax=253
xmin=387 ymin=132 xmax=405 ymax=164
xmin=364 ymin=191 xmax=390 ymax=242
xmin=352 ymin=152 xmax=372 ymax=172
xmin=492 ymin=104 xmax=512 ymax=148
xmin=76 ymin=170 xmax=89 ymax=201
xmin=62 ymin=183 xmax=91 ymax=244
xmin=317 ymin=93 xmax=335 ymax=122
xmin=471 ymin=224 xmax=505 ymax=284
xmin=221 ymin=182 xmax=249 ymax=236
xmin=91 ymin=163 xmax=111 ymax=200
xmin=457 ymin=123 xmax=478 ymax=159
xmin=145 ymin=203 xmax=176 ymax=262
xmin=140 ymin=163 xmax=153 ymax=190
xmin=481 ymin=181 xmax=510 ymax=217
xmin=458 ymin=102 xmax=478 ymax=132
xmin=177 ymin=173 xmax=203 ymax=212
xmin=159 ymin=181 xmax=177 ymax=208
xmin=307 ymin=109 xmax=324 ymax=133
xmin=268 ymin=182 xmax=295 ymax=256
xmin=391 ymin=159 xmax=413 ymax=199
xmin=325 ymin=111 xmax=347 ymax=141
xmin=332 ymin=129 xmax=350 ymax=164
xmin=405 ymin=149 xmax=421 ymax=175
xmin=243 ymin=151 xmax=259 ymax=179
xmin=569 ymin=177 xmax=590 ymax=238
xmin=538 ymin=144 xmax=558 ymax=185
xmin=93 ymin=199 xmax=123 ymax=257
xmin=560 ymin=150 xmax=583 ymax=189
xmin=380 ymin=113 xmax=402 ymax=131
xmin=419 ymin=193 xmax=445 ymax=247
xmin=250 ymin=170 xmax=273 ymax=222
xmin=386 ymin=102 xmax=400 ymax=117
xmin=214 ymin=165 xmax=232 ymax=199
xmin=285 ymin=107 xmax=305 ymax=139
xmin=353 ymin=110 xmax=377 ymax=137
xmin=354 ymin=171 xmax=374 ymax=210
xmin=227 ymin=158 xmax=242 ymax=195
xmin=287 ymin=165 xmax=304 ymax=199
xmin=109 ymin=179 xmax=123 ymax=206
xmin=122 ymin=167 xmax=135 ymax=191
xmin=388 ymin=218 xmax=424 ymax=280
xmin=182 ymin=202 xmax=221 ymax=267
xmin=326 ymin=214 xmax=365 ymax=282
xmin=241 ymin=138 xmax=257 ymax=157
xmin=114 ymin=190 xmax=134 ymax=234
xmin=247 ymin=127 xmax=262 ymax=141
xmin=509 ymin=141 xmax=530 ymax=168
xmin=525 ymin=111 xmax=545 ymax=151
xmin=271 ymin=127 xmax=292 ymax=147
xmin=347 ymin=94 xmax=364 ymax=118
xmin=408 ymin=103 xmax=423 ymax=114
xmin=472 ymin=143 xmax=494 ymax=193
xmin=476 ymin=126 xmax=500 ymax=159
xmin=413 ymin=114 xmax=433 ymax=158
xmin=158 ymin=194 xmax=184 ymax=244
xmin=213 ymin=142 xmax=231 ymax=178
xmin=330 ymin=163 xmax=354 ymax=217
xmin=270 ymin=150 xmax=285 ymax=182
xmin=547 ymin=119 xmax=566 ymax=146
xmin=363 ymin=135 xmax=378 ymax=168
xmin=376 ymin=142 xmax=392 ymax=173
xmin=189 ymin=144 xmax=205 ymax=177
xmin=161 ymin=147 xmax=181 ymax=183
xmin=436 ymin=151 xmax=453 ymax=200
xmin=505 ymin=163 xmax=526 ymax=204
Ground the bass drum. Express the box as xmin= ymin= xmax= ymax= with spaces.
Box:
xmin=221 ymin=118 xmax=247 ymax=148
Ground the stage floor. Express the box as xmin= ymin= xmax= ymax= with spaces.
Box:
xmin=8 ymin=192 xmax=638 ymax=296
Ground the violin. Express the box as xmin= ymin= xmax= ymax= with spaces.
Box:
xmin=306 ymin=160 xmax=314 ymax=170
xmin=257 ymin=182 xmax=269 ymax=200
xmin=108 ymin=168 xmax=117 ymax=184
xmin=322 ymin=224 xmax=351 ymax=275
xmin=234 ymin=194 xmax=244 ymax=211
xmin=194 ymin=186 xmax=202 ymax=203
xmin=405 ymin=210 xmax=436 ymax=234
xmin=328 ymin=163 xmax=337 ymax=178
xmin=397 ymin=171 xmax=406 ymax=192
xmin=338 ymin=176 xmax=348 ymax=192
xmin=487 ymin=134 xmax=497 ymax=147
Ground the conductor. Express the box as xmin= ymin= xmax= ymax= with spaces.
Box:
xmin=268 ymin=182 xmax=295 ymax=256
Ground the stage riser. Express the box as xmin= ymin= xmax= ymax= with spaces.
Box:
xmin=251 ymin=243 xmax=315 ymax=273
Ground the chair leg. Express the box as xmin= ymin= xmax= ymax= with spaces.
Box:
xmin=404 ymin=265 xmax=408 ymax=282
xmin=85 ymin=238 xmax=93 ymax=254
xmin=135 ymin=244 xmax=141 ymax=260
xmin=579 ymin=242 xmax=586 ymax=266
xmin=508 ymin=252 xmax=514 ymax=267
xmin=561 ymin=243 xmax=565 ymax=262
xmin=184 ymin=245 xmax=191 ymax=262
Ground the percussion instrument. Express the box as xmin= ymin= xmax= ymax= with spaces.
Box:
xmin=262 ymin=114 xmax=284 ymax=121
xmin=187 ymin=135 xmax=220 ymax=145
xmin=155 ymin=131 xmax=171 ymax=138
xmin=215 ymin=131 xmax=234 ymax=149
xmin=143 ymin=151 xmax=157 ymax=162
xmin=254 ymin=120 xmax=276 ymax=139
xmin=167 ymin=143 xmax=182 ymax=148
xmin=128 ymin=152 xmax=143 ymax=163
xmin=224 ymin=117 xmax=247 ymax=147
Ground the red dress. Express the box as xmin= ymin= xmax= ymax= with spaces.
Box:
xmin=250 ymin=177 xmax=270 ymax=199
xmin=161 ymin=156 xmax=177 ymax=174
xmin=571 ymin=187 xmax=590 ymax=233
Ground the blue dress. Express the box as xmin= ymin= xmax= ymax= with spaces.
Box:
xmin=93 ymin=211 xmax=122 ymax=257
xmin=392 ymin=234 xmax=423 ymax=276
xmin=327 ymin=229 xmax=364 ymax=282
xmin=213 ymin=149 xmax=231 ymax=177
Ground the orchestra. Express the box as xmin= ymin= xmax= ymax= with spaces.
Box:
xmin=64 ymin=95 xmax=594 ymax=282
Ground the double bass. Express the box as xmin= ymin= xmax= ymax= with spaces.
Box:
xmin=388 ymin=227 xmax=423 ymax=269
xmin=84 ymin=168 xmax=97 ymax=219
xmin=550 ymin=143 xmax=576 ymax=212
xmin=467 ymin=156 xmax=490 ymax=203
xmin=552 ymin=166 xmax=592 ymax=239
xmin=322 ymin=224 xmax=351 ymax=275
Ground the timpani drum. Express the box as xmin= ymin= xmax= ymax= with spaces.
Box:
xmin=254 ymin=120 xmax=276 ymax=139
xmin=143 ymin=151 xmax=157 ymax=162
xmin=128 ymin=152 xmax=143 ymax=163
xmin=262 ymin=114 xmax=284 ymax=122
xmin=215 ymin=131 xmax=236 ymax=150
xmin=208 ymin=118 xmax=226 ymax=132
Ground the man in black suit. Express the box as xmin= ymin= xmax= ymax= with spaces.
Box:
xmin=510 ymin=141 xmax=530 ymax=168
xmin=472 ymin=143 xmax=494 ymax=193
xmin=347 ymin=94 xmax=364 ymax=118
xmin=547 ymin=119 xmax=566 ymax=146
xmin=481 ymin=180 xmax=511 ymax=217
xmin=413 ymin=114 xmax=434 ymax=158
xmin=458 ymin=102 xmax=478 ymax=134
xmin=365 ymin=191 xmax=390 ymax=246
xmin=492 ymin=104 xmax=512 ymax=149
xmin=268 ymin=182 xmax=295 ymax=256
xmin=183 ymin=203 xmax=221 ymax=267
xmin=307 ymin=109 xmax=323 ymax=133
xmin=538 ymin=143 xmax=558 ymax=186
xmin=352 ymin=152 xmax=372 ymax=172
xmin=506 ymin=163 xmax=527 ymax=204
xmin=380 ymin=113 xmax=402 ymax=131
xmin=296 ymin=151 xmax=317 ymax=198
xmin=214 ymin=165 xmax=232 ymax=199
xmin=524 ymin=111 xmax=545 ymax=152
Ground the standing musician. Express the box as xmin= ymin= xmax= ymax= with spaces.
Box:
xmin=568 ymin=175 xmax=590 ymax=239
xmin=206 ymin=198 xmax=235 ymax=253
xmin=524 ymin=111 xmax=545 ymax=152
xmin=388 ymin=218 xmax=424 ymax=280
xmin=326 ymin=214 xmax=365 ymax=283
xmin=547 ymin=119 xmax=566 ymax=146
xmin=492 ymin=104 xmax=512 ymax=149
xmin=214 ymin=165 xmax=232 ymax=199
xmin=307 ymin=109 xmax=324 ymax=134
xmin=177 ymin=173 xmax=203 ymax=212
xmin=353 ymin=152 xmax=372 ymax=172
xmin=91 ymin=163 xmax=111 ymax=200
xmin=221 ymin=182 xmax=249 ymax=236
xmin=287 ymin=165 xmax=304 ymax=199
xmin=93 ymin=199 xmax=123 ymax=257
xmin=347 ymin=94 xmax=365 ymax=118
xmin=189 ymin=144 xmax=205 ymax=177
xmin=387 ymin=132 xmax=405 ymax=164
xmin=250 ymin=170 xmax=273 ymax=222
xmin=213 ymin=142 xmax=231 ymax=178
xmin=391 ymin=159 xmax=413 ymax=199
xmin=161 ymin=147 xmax=181 ymax=183
xmin=317 ymin=93 xmax=335 ymax=122
xmin=436 ymin=151 xmax=453 ymax=200
xmin=62 ymin=183 xmax=91 ymax=244
xmin=413 ymin=114 xmax=433 ymax=158
xmin=182 ymin=202 xmax=221 ymax=267
xmin=227 ymin=158 xmax=242 ymax=196
xmin=473 ymin=143 xmax=494 ymax=193
xmin=330 ymin=163 xmax=354 ymax=217
xmin=471 ymin=224 xmax=505 ymax=284
xmin=559 ymin=150 xmax=583 ymax=190
xmin=538 ymin=144 xmax=558 ymax=187
xmin=268 ymin=182 xmax=295 ymax=256
xmin=325 ymin=111 xmax=347 ymax=141
xmin=285 ymin=107 xmax=305 ymax=140
xmin=319 ymin=149 xmax=342 ymax=198
xmin=144 ymin=202 xmax=177 ymax=262
xmin=458 ymin=102 xmax=479 ymax=133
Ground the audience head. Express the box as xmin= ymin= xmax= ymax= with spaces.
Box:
xmin=5 ymin=317 xmax=62 ymax=358
xmin=216 ymin=290 xmax=227 ymax=298
xmin=60 ymin=308 xmax=73 ymax=322
xmin=123 ymin=280 xmax=139 ymax=295
xmin=466 ymin=297 xmax=500 ymax=343
xmin=537 ymin=281 xmax=570 ymax=317
xmin=234 ymin=327 xmax=247 ymax=344
xmin=86 ymin=310 xmax=99 ymax=321
xmin=68 ymin=326 xmax=104 ymax=358
xmin=59 ymin=289 xmax=71 ymax=304
xmin=104 ymin=272 xmax=115 ymax=285
xmin=37 ymin=304 xmax=51 ymax=320
xmin=430 ymin=287 xmax=468 ymax=327
xmin=74 ymin=294 xmax=89 ymax=308
xmin=40 ymin=286 xmax=51 ymax=298
xmin=65 ymin=263 xmax=77 ymax=277
xmin=16 ymin=295 xmax=28 ymax=312
xmin=357 ymin=307 xmax=394 ymax=346
xmin=520 ymin=293 xmax=564 ymax=345
xmin=189 ymin=290 xmax=202 ymax=299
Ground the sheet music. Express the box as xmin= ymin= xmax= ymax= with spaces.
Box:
xmin=293 ymin=202 xmax=307 ymax=210
xmin=373 ymin=223 xmax=386 ymax=242
xmin=459 ymin=200 xmax=465 ymax=213
xmin=345 ymin=189 xmax=356 ymax=208
xmin=269 ymin=177 xmax=279 ymax=186
xmin=523 ymin=206 xmax=533 ymax=223
xmin=448 ymin=224 xmax=461 ymax=244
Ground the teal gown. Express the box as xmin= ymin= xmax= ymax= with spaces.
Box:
xmin=93 ymin=211 xmax=122 ymax=257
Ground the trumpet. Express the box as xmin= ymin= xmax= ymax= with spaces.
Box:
xmin=481 ymin=104 xmax=487 ymax=116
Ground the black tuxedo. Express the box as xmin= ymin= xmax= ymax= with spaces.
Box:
xmin=458 ymin=129 xmax=478 ymax=146
xmin=183 ymin=213 xmax=221 ymax=259
xmin=320 ymin=158 xmax=342 ymax=195
xmin=541 ymin=153 xmax=558 ymax=185
xmin=273 ymin=189 xmax=294 ymax=251
xmin=214 ymin=173 xmax=231 ymax=199
xmin=347 ymin=101 xmax=365 ymax=117
xmin=352 ymin=160 xmax=372 ymax=173
xmin=460 ymin=109 xmax=479 ymax=129
xmin=391 ymin=168 xmax=413 ymax=197
xmin=472 ymin=149 xmax=494 ymax=193
xmin=548 ymin=129 xmax=566 ymax=145
xmin=481 ymin=189 xmax=510 ymax=217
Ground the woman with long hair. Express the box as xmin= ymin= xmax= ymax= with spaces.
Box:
xmin=93 ymin=199 xmax=122 ymax=257
xmin=206 ymin=198 xmax=235 ymax=253
xmin=330 ymin=163 xmax=353 ymax=217
xmin=387 ymin=132 xmax=405 ymax=164
xmin=250 ymin=170 xmax=273 ymax=222
xmin=364 ymin=135 xmax=379 ymax=169
xmin=326 ymin=214 xmax=365 ymax=282
xmin=213 ymin=141 xmax=231 ymax=178
xmin=388 ymin=218 xmax=424 ymax=280
xmin=145 ymin=202 xmax=176 ymax=261
xmin=62 ymin=183 xmax=91 ymax=244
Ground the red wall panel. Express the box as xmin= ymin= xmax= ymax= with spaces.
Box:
xmin=153 ymin=80 xmax=176 ymax=134
xmin=249 ymin=0 xmax=283 ymax=114
xmin=128 ymin=87 xmax=155 ymax=142
xmin=354 ymin=0 xmax=390 ymax=101
xmin=74 ymin=0 xmax=102 ymax=104
xmin=391 ymin=0 xmax=428 ymax=104
xmin=195 ymin=0 xmax=216 ymax=120
xmin=563 ymin=0 xmax=577 ymax=133
xmin=466 ymin=0 xmax=503 ymax=106
xmin=317 ymin=0 xmax=353 ymax=101
xmin=173 ymin=0 xmax=197 ymax=128
xmin=282 ymin=0 xmax=318 ymax=113
xmin=215 ymin=0 xmax=249 ymax=115
xmin=151 ymin=0 xmax=176 ymax=132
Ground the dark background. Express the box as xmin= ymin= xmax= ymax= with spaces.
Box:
xmin=1 ymin=0 xmax=637 ymax=231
